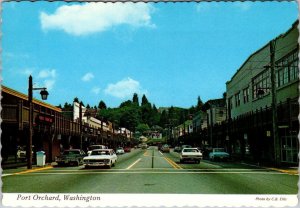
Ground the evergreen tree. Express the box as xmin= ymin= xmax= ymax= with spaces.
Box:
xmin=98 ymin=100 xmax=107 ymax=109
xmin=119 ymin=100 xmax=133 ymax=108
xmin=141 ymin=94 xmax=149 ymax=106
xmin=73 ymin=97 xmax=79 ymax=103
xmin=159 ymin=110 xmax=168 ymax=127
xmin=196 ymin=96 xmax=203 ymax=111
xmin=132 ymin=93 xmax=139 ymax=106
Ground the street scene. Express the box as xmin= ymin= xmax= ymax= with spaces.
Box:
xmin=1 ymin=1 xmax=299 ymax=207
xmin=2 ymin=147 xmax=298 ymax=194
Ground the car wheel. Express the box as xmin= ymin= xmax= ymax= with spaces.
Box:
xmin=180 ymin=159 xmax=183 ymax=163
xmin=112 ymin=160 xmax=116 ymax=167
xmin=197 ymin=160 xmax=200 ymax=164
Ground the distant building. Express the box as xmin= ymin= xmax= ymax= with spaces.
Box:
xmin=204 ymin=98 xmax=227 ymax=147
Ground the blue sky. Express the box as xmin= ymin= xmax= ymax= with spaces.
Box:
xmin=2 ymin=1 xmax=298 ymax=108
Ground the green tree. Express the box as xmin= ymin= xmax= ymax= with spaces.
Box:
xmin=196 ymin=96 xmax=203 ymax=111
xmin=119 ymin=106 xmax=140 ymax=132
xmin=73 ymin=97 xmax=79 ymax=103
xmin=135 ymin=123 xmax=150 ymax=135
xmin=159 ymin=110 xmax=168 ymax=127
xmin=98 ymin=100 xmax=107 ymax=109
xmin=132 ymin=93 xmax=139 ymax=106
xmin=141 ymin=94 xmax=149 ymax=106
xmin=119 ymin=100 xmax=133 ymax=108
xmin=63 ymin=102 xmax=73 ymax=111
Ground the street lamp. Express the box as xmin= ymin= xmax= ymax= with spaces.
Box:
xmin=27 ymin=75 xmax=49 ymax=169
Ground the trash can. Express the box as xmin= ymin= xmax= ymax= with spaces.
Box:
xmin=36 ymin=151 xmax=46 ymax=167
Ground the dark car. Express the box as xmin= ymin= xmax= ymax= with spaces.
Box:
xmin=161 ymin=144 xmax=170 ymax=153
xmin=124 ymin=147 xmax=131 ymax=152
xmin=174 ymin=145 xmax=192 ymax=153
xmin=174 ymin=146 xmax=181 ymax=153
xmin=55 ymin=149 xmax=86 ymax=166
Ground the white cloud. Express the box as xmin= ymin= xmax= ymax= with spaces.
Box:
xmin=82 ymin=72 xmax=94 ymax=82
xmin=43 ymin=79 xmax=55 ymax=91
xmin=104 ymin=77 xmax=146 ymax=99
xmin=19 ymin=68 xmax=35 ymax=76
xmin=91 ymin=87 xmax=101 ymax=95
xmin=37 ymin=69 xmax=56 ymax=79
xmin=233 ymin=2 xmax=252 ymax=11
xmin=35 ymin=69 xmax=57 ymax=91
xmin=196 ymin=3 xmax=219 ymax=12
xmin=40 ymin=2 xmax=155 ymax=36
xmin=196 ymin=2 xmax=252 ymax=13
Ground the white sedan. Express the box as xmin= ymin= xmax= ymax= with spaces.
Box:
xmin=83 ymin=149 xmax=117 ymax=168
xmin=180 ymin=148 xmax=203 ymax=164
xmin=116 ymin=147 xmax=125 ymax=154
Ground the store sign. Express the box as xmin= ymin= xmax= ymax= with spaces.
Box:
xmin=36 ymin=115 xmax=54 ymax=124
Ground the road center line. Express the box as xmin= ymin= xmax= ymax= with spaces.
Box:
xmin=126 ymin=158 xmax=141 ymax=169
xmin=159 ymin=151 xmax=163 ymax=155
xmin=164 ymin=157 xmax=182 ymax=169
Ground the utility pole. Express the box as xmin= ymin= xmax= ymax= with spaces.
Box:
xmin=79 ymin=102 xmax=82 ymax=150
xmin=27 ymin=76 xmax=33 ymax=169
xmin=270 ymin=40 xmax=280 ymax=167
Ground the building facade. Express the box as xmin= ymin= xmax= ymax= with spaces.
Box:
xmin=1 ymin=86 xmax=130 ymax=167
xmin=225 ymin=21 xmax=299 ymax=165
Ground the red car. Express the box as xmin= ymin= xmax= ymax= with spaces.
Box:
xmin=124 ymin=147 xmax=131 ymax=152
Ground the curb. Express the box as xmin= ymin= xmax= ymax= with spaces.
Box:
xmin=240 ymin=162 xmax=298 ymax=175
xmin=13 ymin=165 xmax=53 ymax=175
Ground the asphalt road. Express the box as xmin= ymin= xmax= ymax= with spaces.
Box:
xmin=2 ymin=147 xmax=298 ymax=194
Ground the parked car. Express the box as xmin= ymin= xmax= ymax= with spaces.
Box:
xmin=124 ymin=147 xmax=131 ymax=152
xmin=116 ymin=147 xmax=125 ymax=154
xmin=161 ymin=144 xmax=170 ymax=153
xmin=174 ymin=146 xmax=181 ymax=153
xmin=174 ymin=145 xmax=192 ymax=153
xmin=83 ymin=149 xmax=117 ymax=168
xmin=141 ymin=143 xmax=148 ymax=149
xmin=16 ymin=145 xmax=34 ymax=162
xmin=180 ymin=148 xmax=203 ymax=164
xmin=87 ymin=145 xmax=108 ymax=156
xmin=209 ymin=148 xmax=230 ymax=161
xmin=55 ymin=149 xmax=86 ymax=166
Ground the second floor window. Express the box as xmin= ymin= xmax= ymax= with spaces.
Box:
xmin=235 ymin=92 xmax=240 ymax=107
xmin=243 ymin=87 xmax=250 ymax=103
xmin=252 ymin=69 xmax=270 ymax=99
xmin=277 ymin=49 xmax=299 ymax=87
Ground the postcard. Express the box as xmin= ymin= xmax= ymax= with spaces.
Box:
xmin=1 ymin=1 xmax=299 ymax=207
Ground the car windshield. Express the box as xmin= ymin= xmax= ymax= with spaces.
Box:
xmin=63 ymin=150 xmax=80 ymax=155
xmin=91 ymin=150 xmax=110 ymax=155
xmin=214 ymin=148 xmax=225 ymax=152
xmin=90 ymin=145 xmax=105 ymax=150
xmin=183 ymin=149 xmax=199 ymax=153
xmin=183 ymin=145 xmax=192 ymax=148
xmin=117 ymin=148 xmax=123 ymax=150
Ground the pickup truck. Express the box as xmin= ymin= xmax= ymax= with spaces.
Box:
xmin=55 ymin=149 xmax=86 ymax=166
